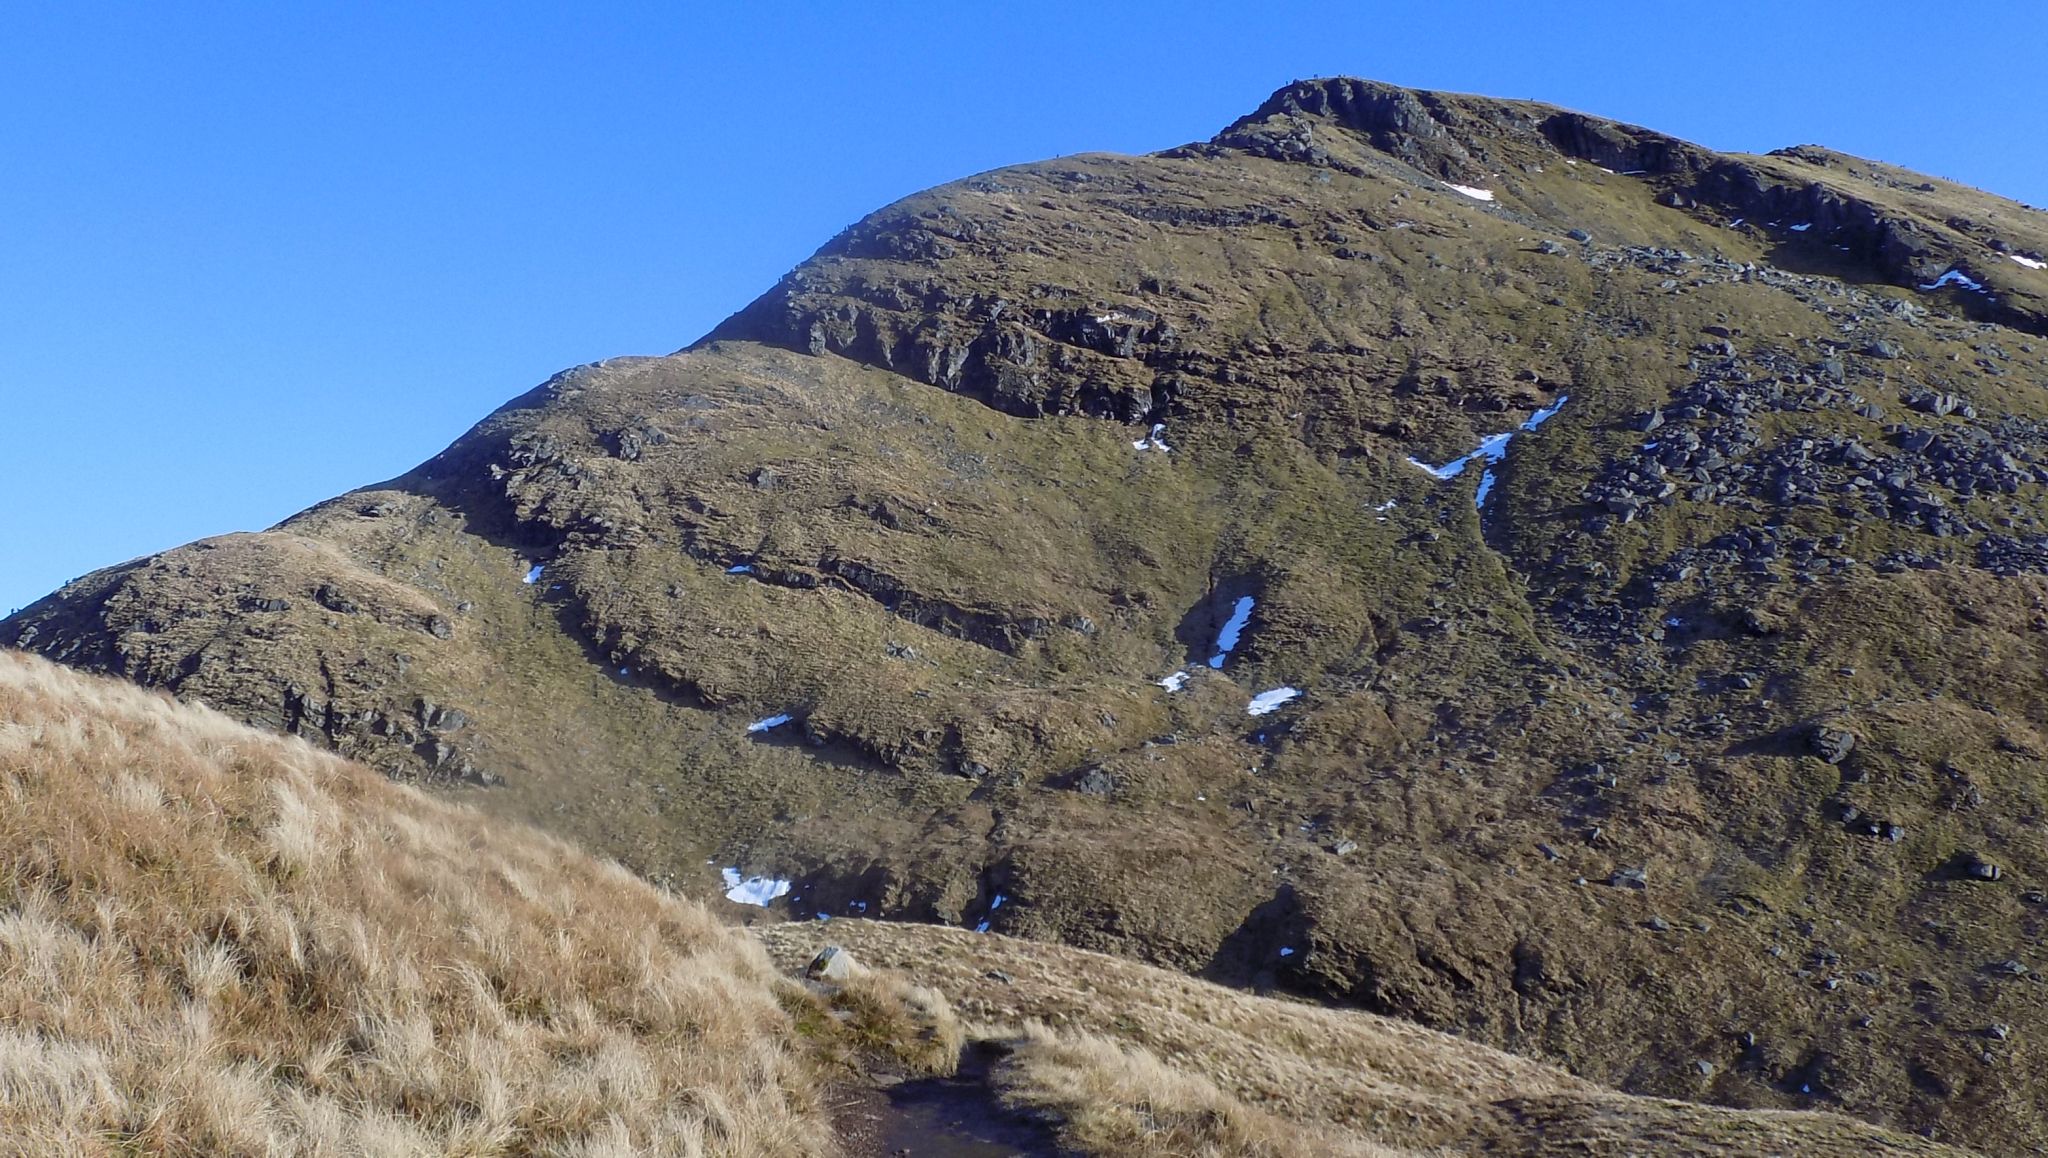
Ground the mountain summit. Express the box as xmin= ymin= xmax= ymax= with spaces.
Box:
xmin=11 ymin=78 xmax=2048 ymax=1149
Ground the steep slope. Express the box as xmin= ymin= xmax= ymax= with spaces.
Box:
xmin=0 ymin=651 xmax=1971 ymax=1156
xmin=0 ymin=651 xmax=831 ymax=1155
xmin=10 ymin=78 xmax=2048 ymax=1149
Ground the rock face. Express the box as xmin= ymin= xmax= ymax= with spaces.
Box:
xmin=11 ymin=77 xmax=2048 ymax=1151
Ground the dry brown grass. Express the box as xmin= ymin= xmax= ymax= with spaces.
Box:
xmin=820 ymin=971 xmax=965 ymax=1079
xmin=0 ymin=650 xmax=832 ymax=1157
xmin=993 ymin=1021 xmax=1423 ymax=1157
xmin=763 ymin=921 xmax=1979 ymax=1157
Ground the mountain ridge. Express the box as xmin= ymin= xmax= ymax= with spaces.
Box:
xmin=10 ymin=76 xmax=2048 ymax=1150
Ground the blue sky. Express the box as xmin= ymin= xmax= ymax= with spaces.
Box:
xmin=3 ymin=2 xmax=2043 ymax=614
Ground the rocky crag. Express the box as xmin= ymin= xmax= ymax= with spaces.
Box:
xmin=11 ymin=78 xmax=2048 ymax=1150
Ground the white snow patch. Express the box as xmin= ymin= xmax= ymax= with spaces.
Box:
xmin=747 ymin=713 xmax=794 ymax=734
xmin=1789 ymin=223 xmax=1813 ymax=232
xmin=1521 ymin=395 xmax=1570 ymax=432
xmin=1372 ymin=499 xmax=1397 ymax=512
xmin=1133 ymin=423 xmax=1172 ymax=452
xmin=1920 ymin=268 xmax=1985 ymax=292
xmin=1158 ymin=670 xmax=1190 ymax=693
xmin=1728 ymin=218 xmax=1744 ymax=227
xmin=1408 ymin=431 xmax=1510 ymax=481
xmin=1209 ymin=596 xmax=1255 ymax=668
xmin=523 ymin=565 xmax=544 ymax=585
xmin=1444 ymin=183 xmax=1496 ymax=202
xmin=2011 ymin=254 xmax=2048 ymax=271
xmin=727 ymin=563 xmax=752 ymax=574
xmin=1247 ymin=687 xmax=1302 ymax=716
xmin=1406 ymin=455 xmax=1469 ymax=480
xmin=976 ymin=898 xmax=1005 ymax=932
xmin=1279 ymin=946 xmax=1296 ymax=957
xmin=1410 ymin=422 xmax=1540 ymax=509
xmin=722 ymin=868 xmax=791 ymax=907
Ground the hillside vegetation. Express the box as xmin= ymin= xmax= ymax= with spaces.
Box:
xmin=0 ymin=650 xmax=831 ymax=1156
xmin=0 ymin=651 xmax=1979 ymax=1155
xmin=10 ymin=77 xmax=2048 ymax=1149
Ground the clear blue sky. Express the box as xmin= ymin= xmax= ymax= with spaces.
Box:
xmin=3 ymin=2 xmax=2043 ymax=614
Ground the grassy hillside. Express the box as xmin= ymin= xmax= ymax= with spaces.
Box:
xmin=10 ymin=77 xmax=2048 ymax=1149
xmin=0 ymin=650 xmax=832 ymax=1156
xmin=0 ymin=651 xmax=1977 ymax=1155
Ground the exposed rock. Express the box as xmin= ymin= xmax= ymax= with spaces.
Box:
xmin=1809 ymin=726 xmax=1856 ymax=764
xmin=1961 ymin=852 xmax=2005 ymax=882
xmin=806 ymin=945 xmax=861 ymax=982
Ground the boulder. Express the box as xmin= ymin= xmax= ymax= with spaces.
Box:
xmin=807 ymin=945 xmax=862 ymax=982
xmin=1809 ymin=726 xmax=1856 ymax=764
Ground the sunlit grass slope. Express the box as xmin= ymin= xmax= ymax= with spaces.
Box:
xmin=0 ymin=649 xmax=831 ymax=1157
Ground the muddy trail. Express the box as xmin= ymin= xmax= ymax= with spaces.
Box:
xmin=833 ymin=1048 xmax=1062 ymax=1158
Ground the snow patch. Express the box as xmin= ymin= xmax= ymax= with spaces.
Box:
xmin=1209 ymin=596 xmax=1255 ymax=668
xmin=1279 ymin=946 xmax=1296 ymax=958
xmin=1158 ymin=670 xmax=1190 ymax=693
xmin=1408 ymin=398 xmax=1569 ymax=509
xmin=722 ymin=868 xmax=791 ymax=907
xmin=1919 ymin=268 xmax=1985 ymax=292
xmin=523 ymin=564 xmax=544 ymax=585
xmin=1521 ymin=395 xmax=1570 ymax=432
xmin=1407 ymin=431 xmax=1509 ymax=481
xmin=1789 ymin=223 xmax=1812 ymax=232
xmin=747 ymin=713 xmax=794 ymax=734
xmin=1444 ymin=183 xmax=1495 ymax=202
xmin=1247 ymin=687 xmax=1302 ymax=716
xmin=726 ymin=563 xmax=752 ymax=574
xmin=1133 ymin=423 xmax=1172 ymax=452
xmin=2011 ymin=254 xmax=2048 ymax=271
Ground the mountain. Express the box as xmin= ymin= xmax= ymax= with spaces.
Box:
xmin=10 ymin=77 xmax=2048 ymax=1149
xmin=0 ymin=650 xmax=1974 ymax=1155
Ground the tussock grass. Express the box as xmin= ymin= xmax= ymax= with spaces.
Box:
xmin=0 ymin=650 xmax=831 ymax=1156
xmin=764 ymin=921 xmax=1978 ymax=1157
xmin=823 ymin=972 xmax=965 ymax=1078
xmin=994 ymin=1021 xmax=1424 ymax=1157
